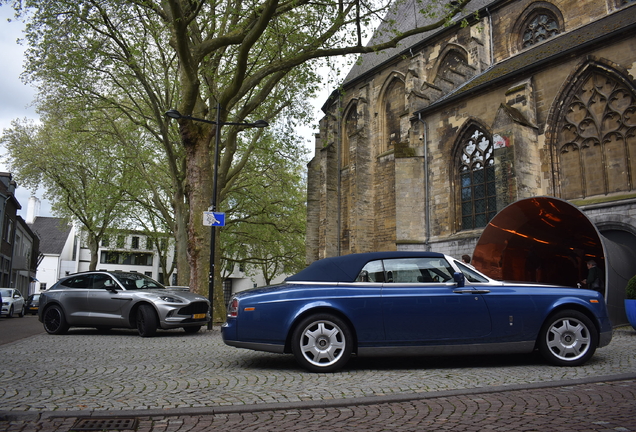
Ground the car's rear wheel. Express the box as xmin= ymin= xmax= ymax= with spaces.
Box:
xmin=43 ymin=305 xmax=69 ymax=335
xmin=291 ymin=313 xmax=353 ymax=372
xmin=183 ymin=326 xmax=201 ymax=334
xmin=538 ymin=310 xmax=598 ymax=366
xmin=136 ymin=304 xmax=158 ymax=337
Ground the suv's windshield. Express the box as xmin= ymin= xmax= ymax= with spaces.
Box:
xmin=112 ymin=273 xmax=165 ymax=290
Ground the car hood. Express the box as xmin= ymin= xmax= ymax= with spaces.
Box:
xmin=135 ymin=289 xmax=209 ymax=302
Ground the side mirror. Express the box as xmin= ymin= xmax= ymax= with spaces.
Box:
xmin=453 ymin=272 xmax=465 ymax=287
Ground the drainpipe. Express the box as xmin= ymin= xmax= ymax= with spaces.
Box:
xmin=417 ymin=113 xmax=430 ymax=251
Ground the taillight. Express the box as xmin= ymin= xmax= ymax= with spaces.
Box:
xmin=228 ymin=298 xmax=239 ymax=317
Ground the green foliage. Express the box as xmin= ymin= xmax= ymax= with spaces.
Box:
xmin=3 ymin=0 xmax=474 ymax=307
xmin=626 ymin=275 xmax=636 ymax=300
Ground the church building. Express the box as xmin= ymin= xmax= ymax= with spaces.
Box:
xmin=306 ymin=0 xmax=636 ymax=283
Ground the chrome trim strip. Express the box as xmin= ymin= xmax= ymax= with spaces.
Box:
xmin=357 ymin=341 xmax=534 ymax=357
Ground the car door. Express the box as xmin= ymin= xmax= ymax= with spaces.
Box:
xmin=381 ymin=257 xmax=492 ymax=343
xmin=58 ymin=275 xmax=91 ymax=322
xmin=87 ymin=274 xmax=132 ymax=326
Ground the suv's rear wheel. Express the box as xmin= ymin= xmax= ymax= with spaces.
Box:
xmin=136 ymin=304 xmax=158 ymax=337
xmin=43 ymin=305 xmax=69 ymax=335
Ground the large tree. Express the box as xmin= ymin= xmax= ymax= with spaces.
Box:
xmin=5 ymin=0 xmax=472 ymax=321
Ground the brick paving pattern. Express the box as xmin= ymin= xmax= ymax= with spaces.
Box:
xmin=1 ymin=325 xmax=635 ymax=430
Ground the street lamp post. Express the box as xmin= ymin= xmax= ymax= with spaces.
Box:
xmin=165 ymin=105 xmax=268 ymax=329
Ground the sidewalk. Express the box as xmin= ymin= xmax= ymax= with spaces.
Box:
xmin=1 ymin=326 xmax=635 ymax=430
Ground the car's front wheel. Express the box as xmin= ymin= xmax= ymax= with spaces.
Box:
xmin=43 ymin=305 xmax=69 ymax=335
xmin=7 ymin=306 xmax=14 ymax=318
xmin=136 ymin=304 xmax=158 ymax=337
xmin=291 ymin=313 xmax=353 ymax=373
xmin=18 ymin=305 xmax=25 ymax=318
xmin=538 ymin=310 xmax=598 ymax=366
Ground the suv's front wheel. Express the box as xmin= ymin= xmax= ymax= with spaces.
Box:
xmin=136 ymin=304 xmax=158 ymax=337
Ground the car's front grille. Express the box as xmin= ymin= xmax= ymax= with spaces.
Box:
xmin=179 ymin=301 xmax=209 ymax=315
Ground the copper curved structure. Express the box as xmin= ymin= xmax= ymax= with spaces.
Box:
xmin=473 ymin=196 xmax=635 ymax=325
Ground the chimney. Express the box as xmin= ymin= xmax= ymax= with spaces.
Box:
xmin=26 ymin=196 xmax=40 ymax=224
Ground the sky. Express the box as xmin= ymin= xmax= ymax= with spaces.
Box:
xmin=0 ymin=6 xmax=53 ymax=219
xmin=0 ymin=5 xmax=343 ymax=221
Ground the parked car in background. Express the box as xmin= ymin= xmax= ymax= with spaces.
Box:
xmin=25 ymin=293 xmax=41 ymax=315
xmin=222 ymin=251 xmax=613 ymax=372
xmin=0 ymin=288 xmax=26 ymax=318
xmin=38 ymin=271 xmax=210 ymax=337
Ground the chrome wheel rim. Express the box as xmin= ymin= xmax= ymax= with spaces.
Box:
xmin=545 ymin=317 xmax=591 ymax=361
xmin=299 ymin=320 xmax=346 ymax=368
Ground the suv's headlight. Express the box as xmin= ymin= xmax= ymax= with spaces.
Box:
xmin=159 ymin=296 xmax=184 ymax=303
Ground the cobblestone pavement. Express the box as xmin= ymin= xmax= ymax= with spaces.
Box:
xmin=1 ymin=326 xmax=635 ymax=430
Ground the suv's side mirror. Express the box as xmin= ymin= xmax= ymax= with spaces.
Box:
xmin=453 ymin=272 xmax=465 ymax=287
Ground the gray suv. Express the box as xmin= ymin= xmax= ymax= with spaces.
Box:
xmin=38 ymin=271 xmax=210 ymax=337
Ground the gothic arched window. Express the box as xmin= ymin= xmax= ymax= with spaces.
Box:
xmin=520 ymin=12 xmax=559 ymax=48
xmin=341 ymin=103 xmax=357 ymax=168
xmin=514 ymin=3 xmax=563 ymax=52
xmin=556 ymin=68 xmax=636 ymax=199
xmin=383 ymin=78 xmax=405 ymax=154
xmin=458 ymin=125 xmax=497 ymax=230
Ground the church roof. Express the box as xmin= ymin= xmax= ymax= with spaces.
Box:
xmin=29 ymin=217 xmax=72 ymax=255
xmin=414 ymin=2 xmax=636 ymax=114
xmin=342 ymin=0 xmax=495 ymax=86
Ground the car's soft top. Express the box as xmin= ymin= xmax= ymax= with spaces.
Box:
xmin=285 ymin=251 xmax=446 ymax=283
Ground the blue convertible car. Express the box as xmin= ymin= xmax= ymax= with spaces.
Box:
xmin=222 ymin=252 xmax=612 ymax=372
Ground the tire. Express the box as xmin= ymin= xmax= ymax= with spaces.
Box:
xmin=136 ymin=304 xmax=158 ymax=337
xmin=42 ymin=305 xmax=69 ymax=335
xmin=291 ymin=313 xmax=353 ymax=373
xmin=7 ymin=306 xmax=14 ymax=318
xmin=183 ymin=326 xmax=201 ymax=334
xmin=538 ymin=310 xmax=598 ymax=366
xmin=18 ymin=306 xmax=25 ymax=317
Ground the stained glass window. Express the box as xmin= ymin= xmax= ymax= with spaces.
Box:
xmin=459 ymin=127 xmax=497 ymax=230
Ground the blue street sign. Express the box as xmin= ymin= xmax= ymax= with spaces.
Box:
xmin=203 ymin=212 xmax=226 ymax=227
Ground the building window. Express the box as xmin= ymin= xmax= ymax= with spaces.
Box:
xmin=102 ymin=235 xmax=109 ymax=247
xmin=131 ymin=236 xmax=139 ymax=249
xmin=342 ymin=103 xmax=357 ymax=168
xmin=100 ymin=251 xmax=153 ymax=266
xmin=383 ymin=78 xmax=405 ymax=154
xmin=116 ymin=235 xmax=125 ymax=248
xmin=458 ymin=126 xmax=496 ymax=230
xmin=146 ymin=237 xmax=153 ymax=249
xmin=556 ymin=66 xmax=636 ymax=199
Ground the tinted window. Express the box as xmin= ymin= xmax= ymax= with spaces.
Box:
xmin=112 ymin=273 xmax=164 ymax=290
xmin=61 ymin=275 xmax=92 ymax=289
xmin=90 ymin=274 xmax=117 ymax=289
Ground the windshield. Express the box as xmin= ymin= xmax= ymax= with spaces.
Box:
xmin=112 ymin=273 xmax=165 ymax=290
xmin=0 ymin=288 xmax=12 ymax=296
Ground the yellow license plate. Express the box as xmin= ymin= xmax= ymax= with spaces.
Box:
xmin=193 ymin=313 xmax=206 ymax=319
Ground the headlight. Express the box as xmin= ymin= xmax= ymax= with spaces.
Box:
xmin=159 ymin=296 xmax=184 ymax=303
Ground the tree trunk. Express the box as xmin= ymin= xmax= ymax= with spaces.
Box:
xmin=87 ymin=232 xmax=99 ymax=271
xmin=174 ymin=197 xmax=191 ymax=288
xmin=181 ymin=123 xmax=214 ymax=296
